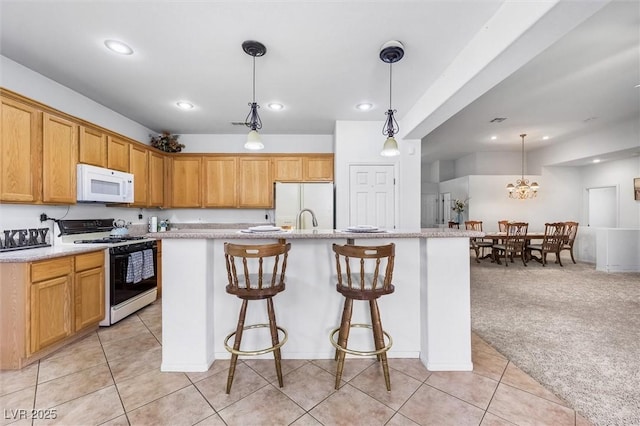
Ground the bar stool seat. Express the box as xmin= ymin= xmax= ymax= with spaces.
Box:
xmin=330 ymin=243 xmax=396 ymax=391
xmin=223 ymin=242 xmax=291 ymax=394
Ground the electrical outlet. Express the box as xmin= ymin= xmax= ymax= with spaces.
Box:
xmin=138 ymin=214 xmax=143 ymax=219
xmin=40 ymin=213 xmax=48 ymax=222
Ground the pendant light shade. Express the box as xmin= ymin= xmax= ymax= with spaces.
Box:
xmin=242 ymin=40 xmax=266 ymax=150
xmin=379 ymin=40 xmax=404 ymax=157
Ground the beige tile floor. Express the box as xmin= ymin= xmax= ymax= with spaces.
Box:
xmin=0 ymin=300 xmax=593 ymax=426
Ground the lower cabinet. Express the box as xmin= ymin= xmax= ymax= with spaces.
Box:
xmin=0 ymin=250 xmax=105 ymax=369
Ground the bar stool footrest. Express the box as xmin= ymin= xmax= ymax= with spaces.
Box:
xmin=224 ymin=323 xmax=288 ymax=356
xmin=329 ymin=323 xmax=393 ymax=357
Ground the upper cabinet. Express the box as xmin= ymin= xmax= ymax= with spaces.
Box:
xmin=107 ymin=135 xmax=130 ymax=172
xmin=129 ymin=144 xmax=149 ymax=206
xmin=0 ymin=96 xmax=40 ymax=202
xmin=148 ymin=151 xmax=165 ymax=207
xmin=303 ymin=155 xmax=333 ymax=181
xmin=203 ymin=156 xmax=237 ymax=207
xmin=42 ymin=112 xmax=77 ymax=204
xmin=170 ymin=156 xmax=202 ymax=207
xmin=273 ymin=157 xmax=303 ymax=181
xmin=78 ymin=125 xmax=107 ymax=167
xmin=238 ymin=157 xmax=273 ymax=208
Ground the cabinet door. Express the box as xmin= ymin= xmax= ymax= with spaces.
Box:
xmin=107 ymin=135 xmax=130 ymax=172
xmin=0 ymin=96 xmax=40 ymax=202
xmin=30 ymin=275 xmax=72 ymax=353
xmin=171 ymin=156 xmax=201 ymax=207
xmin=148 ymin=151 xmax=165 ymax=207
xmin=273 ymin=157 xmax=303 ymax=181
xmin=238 ymin=157 xmax=272 ymax=208
xmin=203 ymin=156 xmax=237 ymax=207
xmin=42 ymin=112 xmax=77 ymax=203
xmin=74 ymin=267 xmax=104 ymax=331
xmin=78 ymin=125 xmax=107 ymax=167
xmin=304 ymin=155 xmax=333 ymax=181
xmin=129 ymin=144 xmax=149 ymax=206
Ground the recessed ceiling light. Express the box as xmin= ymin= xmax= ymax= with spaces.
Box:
xmin=268 ymin=103 xmax=284 ymax=110
xmin=356 ymin=103 xmax=373 ymax=111
xmin=490 ymin=136 xmax=497 ymax=140
xmin=592 ymin=159 xmax=601 ymax=163
xmin=176 ymin=101 xmax=194 ymax=110
xmin=542 ymin=136 xmax=549 ymax=140
xmin=104 ymin=40 xmax=133 ymax=55
xmin=635 ymin=84 xmax=640 ymax=88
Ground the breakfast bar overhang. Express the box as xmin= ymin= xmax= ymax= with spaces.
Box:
xmin=157 ymin=228 xmax=482 ymax=373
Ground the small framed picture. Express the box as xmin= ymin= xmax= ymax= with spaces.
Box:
xmin=635 ymin=178 xmax=640 ymax=201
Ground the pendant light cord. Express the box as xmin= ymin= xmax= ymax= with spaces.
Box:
xmin=252 ymin=56 xmax=256 ymax=103
xmin=388 ymin=63 xmax=393 ymax=110
xmin=521 ymin=134 xmax=525 ymax=179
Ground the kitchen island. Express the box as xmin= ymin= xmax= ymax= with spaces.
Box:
xmin=157 ymin=228 xmax=481 ymax=373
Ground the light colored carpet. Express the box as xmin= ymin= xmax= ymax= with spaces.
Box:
xmin=470 ymin=255 xmax=640 ymax=426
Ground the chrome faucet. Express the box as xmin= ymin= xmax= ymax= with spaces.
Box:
xmin=296 ymin=208 xmax=318 ymax=229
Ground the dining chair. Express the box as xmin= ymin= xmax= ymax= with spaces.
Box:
xmin=498 ymin=220 xmax=509 ymax=232
xmin=464 ymin=221 xmax=493 ymax=263
xmin=448 ymin=221 xmax=460 ymax=229
xmin=492 ymin=222 xmax=528 ymax=266
xmin=558 ymin=221 xmax=579 ymax=264
xmin=527 ymin=222 xmax=565 ymax=266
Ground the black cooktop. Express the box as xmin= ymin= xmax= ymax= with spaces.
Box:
xmin=73 ymin=236 xmax=146 ymax=244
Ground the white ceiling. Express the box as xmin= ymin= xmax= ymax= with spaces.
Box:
xmin=1 ymin=0 xmax=638 ymax=164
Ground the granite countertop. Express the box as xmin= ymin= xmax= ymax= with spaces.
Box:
xmin=0 ymin=245 xmax=108 ymax=263
xmin=149 ymin=227 xmax=484 ymax=240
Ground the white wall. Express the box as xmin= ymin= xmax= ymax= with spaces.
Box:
xmin=334 ymin=121 xmax=421 ymax=230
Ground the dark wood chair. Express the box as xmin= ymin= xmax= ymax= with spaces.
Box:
xmin=498 ymin=220 xmax=509 ymax=232
xmin=559 ymin=221 xmax=579 ymax=264
xmin=330 ymin=243 xmax=395 ymax=391
xmin=492 ymin=222 xmax=528 ymax=266
xmin=465 ymin=220 xmax=493 ymax=263
xmin=223 ymin=242 xmax=291 ymax=393
xmin=527 ymin=222 xmax=565 ymax=266
xmin=448 ymin=221 xmax=460 ymax=229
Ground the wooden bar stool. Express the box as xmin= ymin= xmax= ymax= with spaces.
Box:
xmin=330 ymin=243 xmax=395 ymax=391
xmin=223 ymin=242 xmax=291 ymax=394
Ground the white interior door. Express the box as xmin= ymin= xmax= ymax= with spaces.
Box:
xmin=349 ymin=165 xmax=395 ymax=228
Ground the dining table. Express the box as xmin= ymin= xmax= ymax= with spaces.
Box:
xmin=481 ymin=232 xmax=545 ymax=264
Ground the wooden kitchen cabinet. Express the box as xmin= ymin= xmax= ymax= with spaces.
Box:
xmin=0 ymin=250 xmax=106 ymax=369
xmin=273 ymin=156 xmax=303 ymax=181
xmin=170 ymin=156 xmax=202 ymax=207
xmin=74 ymin=251 xmax=105 ymax=331
xmin=107 ymin=135 xmax=130 ymax=172
xmin=129 ymin=144 xmax=149 ymax=206
xmin=148 ymin=150 xmax=165 ymax=207
xmin=0 ymin=95 xmax=41 ymax=202
xmin=303 ymin=155 xmax=333 ymax=181
xmin=29 ymin=257 xmax=74 ymax=354
xmin=203 ymin=156 xmax=238 ymax=207
xmin=42 ymin=112 xmax=78 ymax=203
xmin=238 ymin=157 xmax=273 ymax=208
xmin=78 ymin=125 xmax=107 ymax=167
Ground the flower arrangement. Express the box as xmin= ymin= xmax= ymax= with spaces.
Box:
xmin=452 ymin=199 xmax=467 ymax=213
xmin=150 ymin=131 xmax=185 ymax=153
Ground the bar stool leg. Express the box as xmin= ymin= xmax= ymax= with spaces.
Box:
xmin=266 ymin=297 xmax=284 ymax=388
xmin=335 ymin=297 xmax=353 ymax=389
xmin=370 ymin=299 xmax=391 ymax=391
xmin=226 ymin=299 xmax=248 ymax=394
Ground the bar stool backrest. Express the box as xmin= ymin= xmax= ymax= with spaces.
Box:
xmin=332 ymin=243 xmax=395 ymax=298
xmin=224 ymin=242 xmax=291 ymax=299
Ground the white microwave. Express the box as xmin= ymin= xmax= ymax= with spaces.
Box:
xmin=77 ymin=164 xmax=134 ymax=203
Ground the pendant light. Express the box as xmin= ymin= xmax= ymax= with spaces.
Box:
xmin=506 ymin=134 xmax=539 ymax=199
xmin=242 ymin=40 xmax=266 ymax=150
xmin=379 ymin=40 xmax=404 ymax=157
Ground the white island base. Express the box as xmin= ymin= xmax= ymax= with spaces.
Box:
xmin=159 ymin=229 xmax=475 ymax=373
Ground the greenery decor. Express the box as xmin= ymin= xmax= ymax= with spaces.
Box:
xmin=150 ymin=131 xmax=185 ymax=153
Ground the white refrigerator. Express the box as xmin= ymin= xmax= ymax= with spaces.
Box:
xmin=275 ymin=182 xmax=334 ymax=229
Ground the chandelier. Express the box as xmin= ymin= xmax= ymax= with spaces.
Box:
xmin=242 ymin=40 xmax=266 ymax=150
xmin=506 ymin=134 xmax=539 ymax=199
xmin=379 ymin=40 xmax=404 ymax=157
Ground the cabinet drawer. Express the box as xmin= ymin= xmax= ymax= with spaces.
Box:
xmin=75 ymin=250 xmax=105 ymax=272
xmin=31 ymin=257 xmax=73 ymax=283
